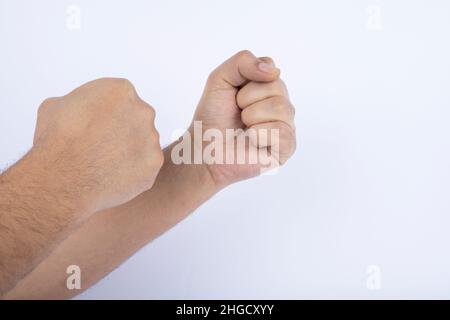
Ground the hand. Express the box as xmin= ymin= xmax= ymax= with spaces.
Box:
xmin=190 ymin=50 xmax=296 ymax=187
xmin=32 ymin=78 xmax=164 ymax=215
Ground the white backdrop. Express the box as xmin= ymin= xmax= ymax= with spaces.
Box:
xmin=1 ymin=0 xmax=450 ymax=299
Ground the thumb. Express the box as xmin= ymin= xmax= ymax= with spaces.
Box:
xmin=206 ymin=50 xmax=280 ymax=89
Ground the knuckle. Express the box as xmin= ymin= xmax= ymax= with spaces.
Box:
xmin=39 ymin=97 xmax=58 ymax=109
xmin=147 ymin=126 xmax=161 ymax=152
xmin=276 ymin=79 xmax=288 ymax=93
xmin=154 ymin=127 xmax=160 ymax=140
xmin=140 ymin=145 xmax=163 ymax=183
xmin=288 ymin=103 xmax=296 ymax=116
xmin=93 ymin=77 xmax=111 ymax=84
xmin=144 ymin=104 xmax=156 ymax=119
xmin=273 ymin=103 xmax=284 ymax=114
xmin=112 ymin=78 xmax=136 ymax=97
xmin=144 ymin=147 xmax=163 ymax=177
xmin=275 ymin=121 xmax=295 ymax=140
xmin=236 ymin=49 xmax=253 ymax=59
xmin=38 ymin=97 xmax=59 ymax=115
xmin=271 ymin=96 xmax=289 ymax=111
xmin=285 ymin=136 xmax=297 ymax=158
xmin=207 ymin=69 xmax=221 ymax=83
xmin=268 ymin=79 xmax=288 ymax=97
xmin=150 ymin=126 xmax=160 ymax=143
xmin=278 ymin=125 xmax=297 ymax=164
xmin=281 ymin=103 xmax=295 ymax=118
xmin=285 ymin=126 xmax=297 ymax=146
xmin=260 ymin=56 xmax=275 ymax=65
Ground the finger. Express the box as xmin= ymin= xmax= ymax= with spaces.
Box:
xmin=207 ymin=50 xmax=280 ymax=89
xmin=247 ymin=121 xmax=296 ymax=165
xmin=241 ymin=96 xmax=295 ymax=128
xmin=258 ymin=56 xmax=276 ymax=66
xmin=138 ymin=101 xmax=160 ymax=145
xmin=136 ymin=98 xmax=156 ymax=121
xmin=236 ymin=79 xmax=289 ymax=109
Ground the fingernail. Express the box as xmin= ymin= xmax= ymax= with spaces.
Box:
xmin=258 ymin=62 xmax=275 ymax=73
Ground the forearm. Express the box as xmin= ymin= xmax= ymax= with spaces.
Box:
xmin=4 ymin=142 xmax=221 ymax=299
xmin=0 ymin=150 xmax=88 ymax=296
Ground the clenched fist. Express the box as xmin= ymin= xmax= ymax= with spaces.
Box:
xmin=32 ymin=78 xmax=164 ymax=216
xmin=190 ymin=50 xmax=296 ymax=187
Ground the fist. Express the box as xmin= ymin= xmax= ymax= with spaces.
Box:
xmin=33 ymin=78 xmax=164 ymax=214
xmin=191 ymin=50 xmax=296 ymax=187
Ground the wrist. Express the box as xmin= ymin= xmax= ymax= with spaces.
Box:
xmin=183 ymin=124 xmax=245 ymax=189
xmin=165 ymin=136 xmax=225 ymax=196
xmin=174 ymin=126 xmax=234 ymax=190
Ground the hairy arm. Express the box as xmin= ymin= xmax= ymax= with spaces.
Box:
xmin=1 ymin=77 xmax=164 ymax=298
xmin=3 ymin=143 xmax=220 ymax=299
xmin=4 ymin=51 xmax=296 ymax=299
xmin=0 ymin=149 xmax=90 ymax=296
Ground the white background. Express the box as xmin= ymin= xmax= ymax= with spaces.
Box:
xmin=1 ymin=0 xmax=450 ymax=299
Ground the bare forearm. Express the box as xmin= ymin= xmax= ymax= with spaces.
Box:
xmin=4 ymin=142 xmax=220 ymax=299
xmin=4 ymin=51 xmax=296 ymax=300
xmin=0 ymin=150 xmax=88 ymax=296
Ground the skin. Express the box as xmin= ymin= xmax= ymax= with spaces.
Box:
xmin=1 ymin=50 xmax=296 ymax=299
xmin=0 ymin=78 xmax=163 ymax=296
